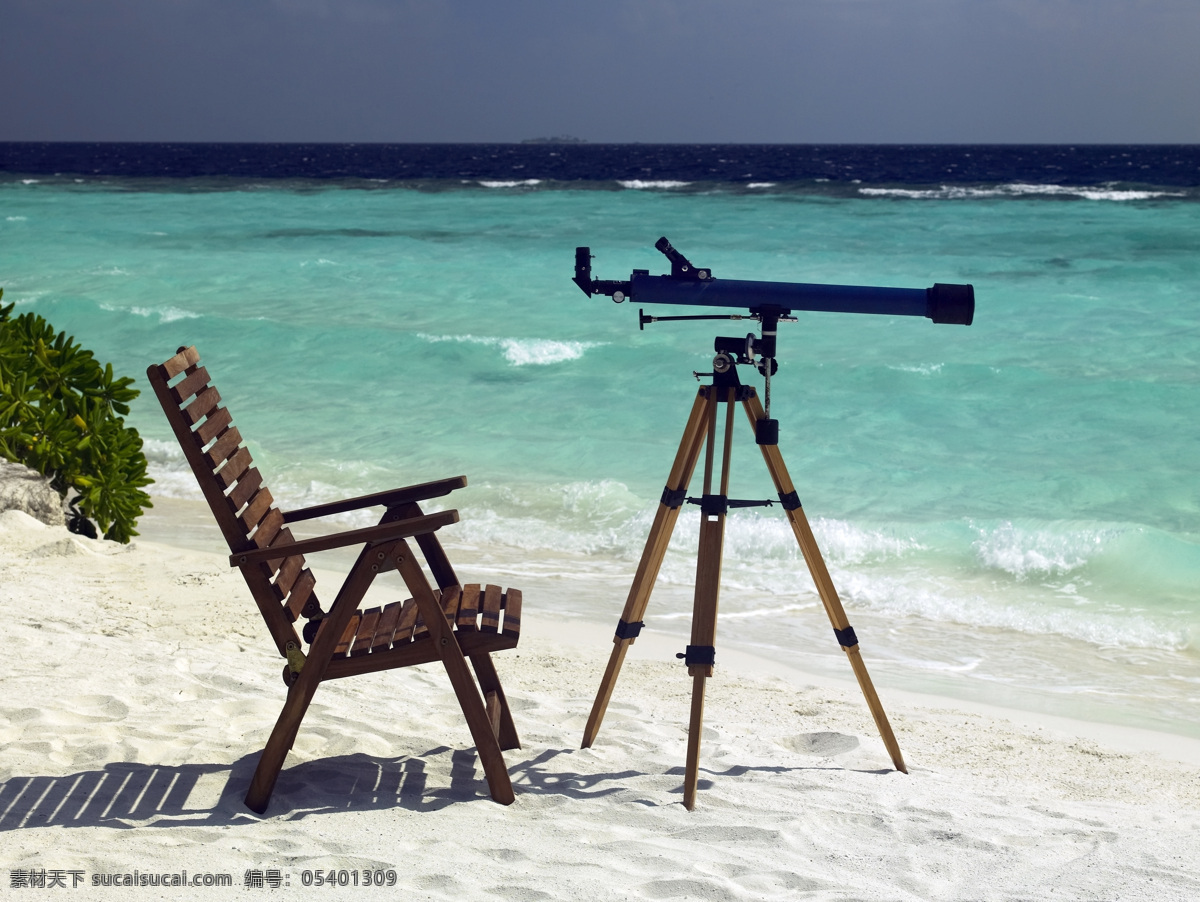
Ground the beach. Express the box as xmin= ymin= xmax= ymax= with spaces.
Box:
xmin=3 ymin=504 xmax=1198 ymax=901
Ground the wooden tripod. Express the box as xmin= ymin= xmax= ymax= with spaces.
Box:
xmin=581 ymin=366 xmax=907 ymax=809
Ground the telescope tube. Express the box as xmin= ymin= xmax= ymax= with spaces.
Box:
xmin=628 ymin=274 xmax=974 ymax=325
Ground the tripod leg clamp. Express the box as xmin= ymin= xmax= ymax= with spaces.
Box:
xmin=661 ymin=486 xmax=688 ymax=509
xmin=695 ymin=494 xmax=728 ymax=516
xmin=676 ymin=645 xmax=716 ymax=667
xmin=615 ymin=619 xmax=644 ymax=640
xmin=834 ymin=626 xmax=859 ymax=649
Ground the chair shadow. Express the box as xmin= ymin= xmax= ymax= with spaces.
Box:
xmin=1 ymin=759 xmax=251 ymax=831
xmin=2 ymin=747 xmax=519 ymax=829
xmin=0 ymin=749 xmax=886 ymax=829
xmin=0 ymin=747 xmax=664 ymax=830
xmin=507 ymin=748 xmax=644 ymax=800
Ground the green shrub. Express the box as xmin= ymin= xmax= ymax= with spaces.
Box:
xmin=0 ymin=290 xmax=152 ymax=542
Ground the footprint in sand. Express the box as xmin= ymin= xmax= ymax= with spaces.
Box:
xmin=781 ymin=731 xmax=860 ymax=757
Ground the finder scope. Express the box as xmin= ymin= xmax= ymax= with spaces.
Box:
xmin=574 ymin=238 xmax=974 ymax=326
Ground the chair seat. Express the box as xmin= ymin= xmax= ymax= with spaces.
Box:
xmin=324 ymin=586 xmax=521 ymax=679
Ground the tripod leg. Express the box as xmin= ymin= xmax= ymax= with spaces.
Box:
xmin=741 ymin=394 xmax=908 ymax=774
xmin=683 ymin=512 xmax=725 ymax=808
xmin=582 ymin=389 xmax=711 ymax=749
xmin=682 ymin=387 xmax=734 ymax=808
xmin=683 ymin=671 xmax=708 ymax=810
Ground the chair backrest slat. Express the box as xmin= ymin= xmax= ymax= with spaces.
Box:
xmin=261 ymin=526 xmax=297 ymax=573
xmin=181 ymin=386 xmax=222 ymax=426
xmin=214 ymin=446 xmax=253 ymax=490
xmin=283 ymin=570 xmax=318 ymax=620
xmin=147 ymin=347 xmax=320 ymax=657
xmin=194 ymin=405 xmax=233 ymax=445
xmin=272 ymin=555 xmax=305 ymax=598
xmin=162 ymin=344 xmax=200 ymax=377
xmin=227 ymin=467 xmax=263 ymax=511
xmin=238 ymin=487 xmax=275 ymax=535
xmin=251 ymin=506 xmax=285 ymax=549
xmin=169 ymin=366 xmax=213 ymax=407
xmin=203 ymin=426 xmax=243 ymax=470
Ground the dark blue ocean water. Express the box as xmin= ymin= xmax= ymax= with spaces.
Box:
xmin=3 ymin=142 xmax=1199 ymax=191
xmin=2 ymin=143 xmax=1198 ymax=733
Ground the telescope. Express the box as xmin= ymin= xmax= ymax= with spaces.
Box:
xmin=574 ymin=237 xmax=974 ymax=326
xmin=573 ymin=238 xmax=977 ymax=806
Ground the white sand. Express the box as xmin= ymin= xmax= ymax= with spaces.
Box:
xmin=2 ymin=507 xmax=1199 ymax=900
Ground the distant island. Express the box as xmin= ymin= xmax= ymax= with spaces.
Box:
xmin=520 ymin=136 xmax=588 ymax=144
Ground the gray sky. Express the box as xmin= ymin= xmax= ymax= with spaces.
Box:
xmin=3 ymin=0 xmax=1198 ymax=143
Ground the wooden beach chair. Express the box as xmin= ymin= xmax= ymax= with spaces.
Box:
xmin=147 ymin=346 xmax=522 ymax=813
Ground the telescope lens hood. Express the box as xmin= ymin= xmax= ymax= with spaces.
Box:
xmin=927 ymin=283 xmax=975 ymax=325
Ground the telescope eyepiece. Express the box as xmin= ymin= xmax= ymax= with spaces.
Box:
xmin=573 ymin=246 xmax=593 ymax=296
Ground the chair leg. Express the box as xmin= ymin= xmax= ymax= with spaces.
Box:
xmin=245 ymin=673 xmax=321 ymax=814
xmin=470 ymin=652 xmax=520 ymax=750
xmin=396 ymin=545 xmax=515 ymax=805
xmin=429 ymin=616 xmax=515 ymax=804
xmin=245 ymin=550 xmax=380 ymax=814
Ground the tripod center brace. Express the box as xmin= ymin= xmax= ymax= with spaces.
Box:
xmin=575 ymin=239 xmax=974 ymax=810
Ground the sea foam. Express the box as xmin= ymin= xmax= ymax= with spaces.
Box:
xmin=617 ymin=180 xmax=690 ymax=190
xmin=417 ymin=333 xmax=605 ymax=365
xmin=972 ymin=520 xmax=1111 ymax=579
xmin=102 ymin=303 xmax=201 ymax=323
xmin=477 ymin=180 xmax=542 ymax=188
xmin=858 ymin=183 xmax=1186 ymax=201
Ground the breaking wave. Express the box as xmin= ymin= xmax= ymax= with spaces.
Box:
xmin=416 ymin=333 xmax=605 ymax=365
xmin=859 ymin=183 xmax=1187 ymax=201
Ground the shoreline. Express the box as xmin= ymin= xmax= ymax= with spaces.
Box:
xmin=3 ymin=507 xmax=1199 ymax=899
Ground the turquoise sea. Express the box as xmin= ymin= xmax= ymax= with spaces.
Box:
xmin=2 ymin=164 xmax=1198 ymax=736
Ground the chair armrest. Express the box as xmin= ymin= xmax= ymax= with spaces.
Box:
xmin=230 ymin=510 xmax=459 ymax=567
xmin=281 ymin=476 xmax=467 ymax=524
